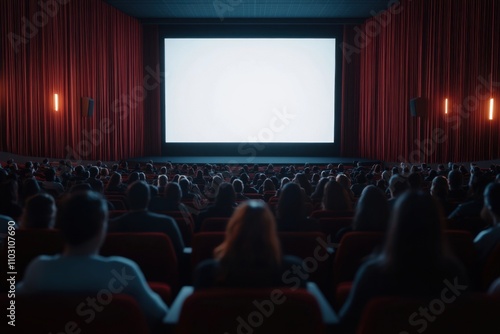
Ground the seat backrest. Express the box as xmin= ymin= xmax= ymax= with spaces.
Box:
xmin=1 ymin=293 xmax=149 ymax=334
xmin=446 ymin=217 xmax=489 ymax=238
xmin=318 ymin=217 xmax=353 ymax=239
xmin=279 ymin=231 xmax=332 ymax=290
xmin=333 ymin=232 xmax=385 ymax=287
xmin=200 ymin=217 xmax=230 ymax=232
xmin=155 ymin=211 xmax=194 ymax=246
xmin=191 ymin=232 xmax=225 ymax=268
xmin=100 ymin=232 xmax=179 ymax=290
xmin=357 ymin=294 xmax=500 ymax=334
xmin=175 ymin=288 xmax=325 ymax=334
xmin=310 ymin=210 xmax=354 ymax=219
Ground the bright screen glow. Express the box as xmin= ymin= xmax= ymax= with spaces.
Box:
xmin=164 ymin=38 xmax=335 ymax=143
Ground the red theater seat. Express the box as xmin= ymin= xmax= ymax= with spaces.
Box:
xmin=357 ymin=294 xmax=500 ymax=334
xmin=172 ymin=286 xmax=329 ymax=334
xmin=2 ymin=293 xmax=150 ymax=334
xmin=100 ymin=233 xmax=179 ymax=294
xmin=199 ymin=217 xmax=229 ymax=232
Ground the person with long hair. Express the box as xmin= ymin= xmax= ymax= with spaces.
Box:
xmin=334 ymin=185 xmax=389 ymax=243
xmin=338 ymin=191 xmax=468 ymax=332
xmin=105 ymin=172 xmax=126 ymax=193
xmin=196 ymin=182 xmax=236 ymax=230
xmin=194 ymin=200 xmax=303 ymax=288
xmin=322 ymin=180 xmax=353 ymax=213
xmin=276 ymin=182 xmax=319 ymax=232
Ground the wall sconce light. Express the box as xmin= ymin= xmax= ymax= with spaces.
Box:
xmin=54 ymin=93 xmax=59 ymax=111
xmin=489 ymin=98 xmax=494 ymax=120
xmin=445 ymin=98 xmax=448 ymax=114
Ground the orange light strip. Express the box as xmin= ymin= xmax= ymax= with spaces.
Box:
xmin=490 ymin=98 xmax=494 ymax=120
xmin=445 ymin=98 xmax=448 ymax=114
xmin=54 ymin=94 xmax=59 ymax=111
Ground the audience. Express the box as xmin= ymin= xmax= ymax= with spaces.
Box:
xmin=448 ymin=169 xmax=467 ymax=201
xmin=430 ymin=176 xmax=455 ymax=216
xmin=20 ymin=193 xmax=56 ymax=229
xmin=322 ymin=180 xmax=352 ymax=213
xmin=5 ymin=157 xmax=500 ymax=333
xmin=105 ymin=172 xmax=126 ymax=193
xmin=448 ymin=175 xmax=491 ymax=220
xmin=350 ymin=173 xmax=367 ymax=197
xmin=276 ymin=183 xmax=319 ymax=232
xmin=310 ymin=177 xmax=329 ymax=203
xmin=86 ymin=166 xmax=104 ymax=193
xmin=194 ymin=200 xmax=304 ymax=289
xmin=41 ymin=167 xmax=64 ymax=196
xmin=16 ymin=190 xmax=168 ymax=327
xmin=196 ymin=182 xmax=236 ymax=232
xmin=0 ymin=180 xmax=23 ymax=222
xmin=387 ymin=174 xmax=410 ymax=209
xmin=20 ymin=178 xmax=42 ymax=204
xmin=232 ymin=179 xmax=249 ymax=201
xmin=294 ymin=173 xmax=313 ymax=196
xmin=335 ymin=185 xmax=389 ymax=243
xmin=474 ymin=182 xmax=500 ymax=263
xmin=110 ymin=181 xmax=185 ymax=259
xmin=338 ymin=191 xmax=468 ymax=332
xmin=336 ymin=174 xmax=356 ymax=202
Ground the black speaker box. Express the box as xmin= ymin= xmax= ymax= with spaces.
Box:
xmin=81 ymin=97 xmax=94 ymax=117
xmin=410 ymin=97 xmax=426 ymax=117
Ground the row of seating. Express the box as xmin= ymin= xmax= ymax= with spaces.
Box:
xmin=4 ymin=228 xmax=499 ymax=299
xmin=4 ymin=289 xmax=500 ymax=333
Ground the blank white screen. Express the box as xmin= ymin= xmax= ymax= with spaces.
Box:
xmin=164 ymin=38 xmax=335 ymax=143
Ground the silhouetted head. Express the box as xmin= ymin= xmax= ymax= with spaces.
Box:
xmin=57 ymin=191 xmax=107 ymax=247
xmin=22 ymin=193 xmax=56 ymax=229
xmin=448 ymin=170 xmax=464 ymax=190
xmin=383 ymin=191 xmax=446 ymax=270
xmin=431 ymin=176 xmax=448 ymax=199
xmin=215 ymin=200 xmax=281 ymax=272
xmin=165 ymin=182 xmax=182 ymax=204
xmin=353 ymin=185 xmax=389 ymax=232
xmin=158 ymin=174 xmax=168 ymax=187
xmin=215 ymin=182 xmax=236 ymax=207
xmin=388 ymin=175 xmax=410 ymax=198
xmin=484 ymin=182 xmax=500 ymax=222
xmin=277 ymin=182 xmax=305 ymax=221
xmin=322 ymin=180 xmax=352 ymax=212
xmin=44 ymin=168 xmax=56 ymax=182
xmin=232 ymin=179 xmax=244 ymax=194
xmin=126 ymin=181 xmax=150 ymax=210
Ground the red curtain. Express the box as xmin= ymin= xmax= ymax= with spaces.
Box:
xmin=340 ymin=25 xmax=362 ymax=157
xmin=0 ymin=0 xmax=145 ymax=162
xmin=142 ymin=24 xmax=162 ymax=156
xmin=355 ymin=0 xmax=500 ymax=163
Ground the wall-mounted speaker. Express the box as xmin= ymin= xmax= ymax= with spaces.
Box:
xmin=409 ymin=97 xmax=426 ymax=117
xmin=81 ymin=97 xmax=94 ymax=117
